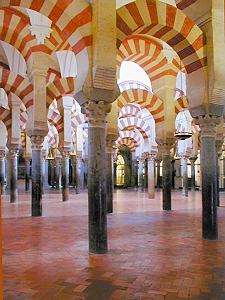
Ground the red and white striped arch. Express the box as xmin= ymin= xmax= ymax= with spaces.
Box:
xmin=47 ymin=77 xmax=76 ymax=107
xmin=0 ymin=68 xmax=33 ymax=109
xmin=0 ymin=107 xmax=10 ymax=129
xmin=0 ymin=1 xmax=92 ymax=56
xmin=117 ymin=35 xmax=180 ymax=83
xmin=118 ymin=116 xmax=151 ymax=140
xmin=117 ymin=0 xmax=207 ymax=109
xmin=116 ymin=89 xmax=164 ymax=123
xmin=0 ymin=8 xmax=73 ymax=62
xmin=116 ymin=130 xmax=141 ymax=152
xmin=118 ymin=103 xmax=142 ymax=118
xmin=175 ymin=96 xmax=188 ymax=114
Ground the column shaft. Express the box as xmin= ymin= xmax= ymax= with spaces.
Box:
xmin=162 ymin=154 xmax=172 ymax=210
xmin=25 ymin=159 xmax=30 ymax=191
xmin=182 ymin=158 xmax=188 ymax=197
xmin=32 ymin=149 xmax=42 ymax=216
xmin=61 ymin=155 xmax=69 ymax=201
xmin=156 ymin=160 xmax=161 ymax=190
xmin=190 ymin=159 xmax=196 ymax=191
xmin=106 ymin=152 xmax=113 ymax=213
xmin=139 ymin=160 xmax=144 ymax=192
xmin=148 ymin=158 xmax=155 ymax=199
xmin=0 ymin=156 xmax=5 ymax=193
xmin=88 ymin=126 xmax=107 ymax=253
xmin=9 ymin=150 xmax=18 ymax=203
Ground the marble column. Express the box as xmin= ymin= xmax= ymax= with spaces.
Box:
xmin=161 ymin=145 xmax=172 ymax=210
xmin=198 ymin=116 xmax=219 ymax=240
xmin=143 ymin=159 xmax=148 ymax=189
xmin=70 ymin=156 xmax=76 ymax=188
xmin=133 ymin=159 xmax=139 ymax=191
xmin=181 ymin=157 xmax=188 ymax=197
xmin=8 ymin=148 xmax=18 ymax=203
xmin=31 ymin=136 xmax=44 ymax=216
xmin=25 ymin=157 xmax=31 ymax=191
xmin=55 ymin=156 xmax=61 ymax=190
xmin=215 ymin=143 xmax=223 ymax=207
xmin=156 ymin=159 xmax=161 ymax=190
xmin=44 ymin=159 xmax=49 ymax=189
xmin=106 ymin=136 xmax=116 ymax=214
xmin=0 ymin=151 xmax=5 ymax=193
xmin=189 ymin=157 xmax=197 ymax=191
xmin=61 ymin=152 xmax=70 ymax=201
xmin=148 ymin=155 xmax=155 ymax=199
xmin=49 ymin=159 xmax=55 ymax=188
xmin=139 ymin=158 xmax=144 ymax=192
xmin=84 ymin=101 xmax=111 ymax=254
xmin=83 ymin=157 xmax=88 ymax=189
xmin=76 ymin=153 xmax=84 ymax=194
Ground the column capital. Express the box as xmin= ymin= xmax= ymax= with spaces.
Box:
xmin=82 ymin=100 xmax=111 ymax=128
xmin=30 ymin=135 xmax=44 ymax=151
xmin=195 ymin=115 xmax=221 ymax=138
xmin=76 ymin=151 xmax=83 ymax=160
xmin=106 ymin=134 xmax=118 ymax=153
xmin=60 ymin=150 xmax=70 ymax=158
xmin=189 ymin=156 xmax=198 ymax=162
xmin=0 ymin=150 xmax=6 ymax=160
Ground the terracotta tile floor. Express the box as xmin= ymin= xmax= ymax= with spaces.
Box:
xmin=2 ymin=182 xmax=225 ymax=299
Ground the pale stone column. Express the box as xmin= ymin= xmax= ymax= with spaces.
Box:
xmin=75 ymin=152 xmax=84 ymax=194
xmin=156 ymin=159 xmax=161 ymax=190
xmin=189 ymin=157 xmax=197 ymax=191
xmin=44 ymin=158 xmax=49 ymax=189
xmin=25 ymin=157 xmax=31 ymax=191
xmin=61 ymin=151 xmax=70 ymax=202
xmin=31 ymin=136 xmax=44 ymax=216
xmin=197 ymin=116 xmax=220 ymax=240
xmin=0 ymin=150 xmax=6 ymax=193
xmin=147 ymin=154 xmax=155 ymax=199
xmin=83 ymin=100 xmax=111 ymax=254
xmin=8 ymin=147 xmax=18 ymax=203
xmin=138 ymin=158 xmax=144 ymax=192
xmin=181 ymin=157 xmax=188 ymax=197
xmin=216 ymin=142 xmax=223 ymax=207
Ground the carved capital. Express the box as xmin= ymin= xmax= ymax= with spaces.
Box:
xmin=0 ymin=150 xmax=6 ymax=160
xmin=83 ymin=100 xmax=111 ymax=128
xmin=195 ymin=115 xmax=221 ymax=138
xmin=106 ymin=134 xmax=118 ymax=153
xmin=8 ymin=147 xmax=19 ymax=159
xmin=30 ymin=135 xmax=44 ymax=151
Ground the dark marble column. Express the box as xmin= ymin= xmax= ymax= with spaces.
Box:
xmin=84 ymin=101 xmax=111 ymax=254
xmin=156 ymin=159 xmax=161 ymax=190
xmin=161 ymin=144 xmax=173 ymax=210
xmin=61 ymin=153 xmax=70 ymax=201
xmin=198 ymin=116 xmax=218 ymax=240
xmin=55 ymin=156 xmax=61 ymax=190
xmin=190 ymin=157 xmax=197 ymax=191
xmin=25 ymin=158 xmax=31 ymax=191
xmin=143 ymin=159 xmax=148 ymax=189
xmin=31 ymin=136 xmax=44 ymax=216
xmin=70 ymin=156 xmax=76 ymax=188
xmin=76 ymin=153 xmax=84 ymax=194
xmin=8 ymin=148 xmax=18 ymax=203
xmin=83 ymin=157 xmax=88 ymax=189
xmin=181 ymin=157 xmax=188 ymax=197
xmin=139 ymin=158 xmax=144 ymax=192
xmin=0 ymin=151 xmax=6 ymax=194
